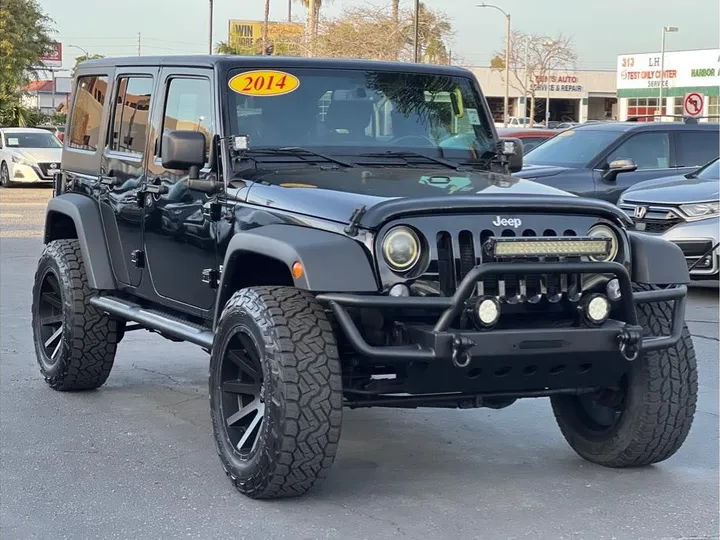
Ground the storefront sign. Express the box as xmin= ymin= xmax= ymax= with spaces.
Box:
xmin=531 ymin=74 xmax=583 ymax=93
xmin=40 ymin=42 xmax=62 ymax=68
xmin=617 ymin=48 xmax=720 ymax=91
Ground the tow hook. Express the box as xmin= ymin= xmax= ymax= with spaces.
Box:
xmin=451 ymin=336 xmax=476 ymax=368
xmin=618 ymin=324 xmax=643 ymax=362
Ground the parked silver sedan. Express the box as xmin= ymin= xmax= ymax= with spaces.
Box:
xmin=618 ymin=157 xmax=719 ymax=281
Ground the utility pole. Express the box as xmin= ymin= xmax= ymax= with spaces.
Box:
xmin=137 ymin=32 xmax=141 ymax=56
xmin=51 ymin=68 xmax=56 ymax=117
xmin=288 ymin=0 xmax=292 ymax=22
xmin=209 ymin=0 xmax=214 ymax=54
xmin=413 ymin=0 xmax=420 ymax=62
xmin=659 ymin=26 xmax=679 ymax=118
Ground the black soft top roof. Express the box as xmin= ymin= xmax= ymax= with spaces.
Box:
xmin=78 ymin=54 xmax=474 ymax=77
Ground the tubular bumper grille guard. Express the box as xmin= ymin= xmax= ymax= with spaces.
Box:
xmin=316 ymin=262 xmax=687 ymax=362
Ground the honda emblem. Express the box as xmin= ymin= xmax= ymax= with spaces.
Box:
xmin=634 ymin=206 xmax=648 ymax=219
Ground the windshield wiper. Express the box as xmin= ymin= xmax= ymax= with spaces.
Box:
xmin=237 ymin=147 xmax=354 ymax=168
xmin=356 ymin=151 xmax=459 ymax=170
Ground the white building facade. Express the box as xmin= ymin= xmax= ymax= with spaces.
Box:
xmin=468 ymin=67 xmax=617 ymax=124
xmin=616 ymin=48 xmax=719 ymax=122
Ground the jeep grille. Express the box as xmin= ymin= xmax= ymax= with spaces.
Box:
xmin=434 ymin=227 xmax=581 ymax=301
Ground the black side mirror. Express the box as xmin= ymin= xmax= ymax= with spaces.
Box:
xmin=602 ymin=158 xmax=638 ymax=181
xmin=499 ymin=137 xmax=523 ymax=173
xmin=161 ymin=130 xmax=206 ymax=177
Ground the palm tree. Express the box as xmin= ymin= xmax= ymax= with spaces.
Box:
xmin=297 ymin=0 xmax=323 ymax=41
xmin=263 ymin=0 xmax=270 ymax=55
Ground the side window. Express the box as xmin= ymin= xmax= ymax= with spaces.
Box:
xmin=675 ymin=131 xmax=720 ymax=168
xmin=161 ymin=78 xmax=214 ymax=162
xmin=606 ymin=132 xmax=670 ymax=170
xmin=68 ymin=75 xmax=108 ymax=151
xmin=110 ymin=76 xmax=153 ymax=156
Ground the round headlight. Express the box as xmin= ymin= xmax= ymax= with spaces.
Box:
xmin=382 ymin=226 xmax=421 ymax=272
xmin=587 ymin=224 xmax=619 ymax=262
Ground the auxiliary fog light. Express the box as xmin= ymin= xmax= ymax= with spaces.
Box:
xmin=476 ymin=296 xmax=501 ymax=327
xmin=389 ymin=283 xmax=410 ymax=297
xmin=581 ymin=293 xmax=611 ymax=325
xmin=606 ymin=278 xmax=622 ymax=301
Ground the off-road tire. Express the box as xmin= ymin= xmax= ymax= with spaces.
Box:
xmin=1 ymin=162 xmax=13 ymax=187
xmin=209 ymin=286 xmax=343 ymax=499
xmin=31 ymin=239 xmax=120 ymax=390
xmin=551 ymin=284 xmax=698 ymax=467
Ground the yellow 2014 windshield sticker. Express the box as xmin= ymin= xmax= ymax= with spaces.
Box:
xmin=228 ymin=70 xmax=300 ymax=96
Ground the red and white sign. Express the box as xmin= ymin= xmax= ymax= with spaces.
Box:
xmin=41 ymin=42 xmax=63 ymax=68
xmin=683 ymin=92 xmax=704 ymax=117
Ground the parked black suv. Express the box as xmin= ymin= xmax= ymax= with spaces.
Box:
xmin=515 ymin=119 xmax=720 ymax=203
xmin=34 ymin=56 xmax=697 ymax=499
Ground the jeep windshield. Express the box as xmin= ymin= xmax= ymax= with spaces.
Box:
xmin=225 ymin=68 xmax=497 ymax=169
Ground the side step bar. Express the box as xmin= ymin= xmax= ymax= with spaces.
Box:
xmin=89 ymin=296 xmax=214 ymax=350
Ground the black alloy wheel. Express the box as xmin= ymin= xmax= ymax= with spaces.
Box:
xmin=36 ymin=269 xmax=65 ymax=367
xmin=219 ymin=328 xmax=266 ymax=458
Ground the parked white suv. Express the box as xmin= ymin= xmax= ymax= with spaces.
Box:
xmin=0 ymin=127 xmax=62 ymax=187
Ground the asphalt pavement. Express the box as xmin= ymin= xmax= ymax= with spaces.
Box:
xmin=1 ymin=187 xmax=718 ymax=540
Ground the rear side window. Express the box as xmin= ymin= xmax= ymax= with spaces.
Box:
xmin=674 ymin=131 xmax=720 ymax=167
xmin=110 ymin=76 xmax=154 ymax=156
xmin=68 ymin=75 xmax=108 ymax=151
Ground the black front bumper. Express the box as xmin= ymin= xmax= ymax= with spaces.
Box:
xmin=317 ymin=262 xmax=687 ymax=366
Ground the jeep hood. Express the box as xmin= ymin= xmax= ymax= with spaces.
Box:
xmin=242 ymin=167 xmax=574 ymax=225
xmin=621 ymin=174 xmax=720 ymax=204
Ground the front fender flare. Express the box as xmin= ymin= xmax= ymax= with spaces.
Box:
xmin=215 ymin=224 xmax=379 ymax=323
xmin=628 ymin=231 xmax=690 ymax=285
xmin=44 ymin=194 xmax=116 ymax=290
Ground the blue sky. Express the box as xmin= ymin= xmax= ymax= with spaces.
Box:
xmin=40 ymin=0 xmax=719 ymax=72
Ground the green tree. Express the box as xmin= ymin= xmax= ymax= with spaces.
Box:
xmin=0 ymin=0 xmax=55 ymax=125
xmin=313 ymin=4 xmax=452 ymax=64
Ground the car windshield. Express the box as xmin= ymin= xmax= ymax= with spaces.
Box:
xmin=225 ymin=67 xmax=496 ymax=167
xmin=524 ymin=128 xmax=620 ymax=168
xmin=696 ymin=159 xmax=720 ymax=180
xmin=3 ymin=131 xmax=61 ymax=149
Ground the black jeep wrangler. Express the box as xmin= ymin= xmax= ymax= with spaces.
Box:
xmin=33 ymin=55 xmax=697 ymax=499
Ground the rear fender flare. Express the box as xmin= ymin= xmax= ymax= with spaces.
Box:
xmin=44 ymin=194 xmax=116 ymax=290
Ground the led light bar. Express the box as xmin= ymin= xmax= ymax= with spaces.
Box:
xmin=485 ymin=236 xmax=611 ymax=259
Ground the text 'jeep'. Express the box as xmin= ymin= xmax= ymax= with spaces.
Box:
xmin=33 ymin=56 xmax=697 ymax=499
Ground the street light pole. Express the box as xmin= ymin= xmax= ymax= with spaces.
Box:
xmin=208 ymin=0 xmax=214 ymax=54
xmin=68 ymin=44 xmax=89 ymax=57
xmin=543 ymin=40 xmax=554 ymax=127
xmin=523 ymin=36 xmax=529 ymax=122
xmin=477 ymin=4 xmax=511 ymax=127
xmin=659 ymin=26 xmax=679 ymax=118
